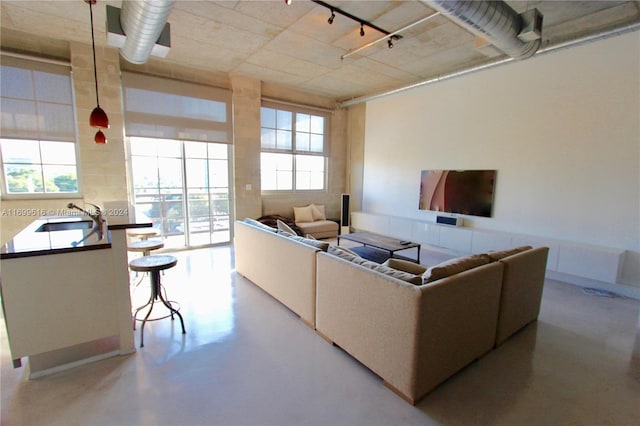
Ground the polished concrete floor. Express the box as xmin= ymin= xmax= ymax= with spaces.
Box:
xmin=1 ymin=244 xmax=639 ymax=425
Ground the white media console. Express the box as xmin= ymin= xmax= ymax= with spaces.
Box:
xmin=350 ymin=212 xmax=638 ymax=300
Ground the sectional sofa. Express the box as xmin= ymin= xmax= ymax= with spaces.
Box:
xmin=234 ymin=218 xmax=549 ymax=404
xmin=234 ymin=219 xmax=328 ymax=327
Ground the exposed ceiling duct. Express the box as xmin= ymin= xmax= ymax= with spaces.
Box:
xmin=116 ymin=0 xmax=175 ymax=64
xmin=424 ymin=0 xmax=543 ymax=60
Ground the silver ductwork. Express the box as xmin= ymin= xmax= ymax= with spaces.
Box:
xmin=120 ymin=0 xmax=175 ymax=64
xmin=425 ymin=0 xmax=541 ymax=60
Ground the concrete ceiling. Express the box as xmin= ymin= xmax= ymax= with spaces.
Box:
xmin=2 ymin=1 xmax=639 ymax=103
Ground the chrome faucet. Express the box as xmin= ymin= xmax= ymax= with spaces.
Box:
xmin=67 ymin=202 xmax=105 ymax=240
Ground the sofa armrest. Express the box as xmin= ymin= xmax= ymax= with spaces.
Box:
xmin=414 ymin=262 xmax=503 ymax=400
xmin=316 ymin=252 xmax=422 ymax=401
xmin=495 ymin=246 xmax=549 ymax=346
xmin=382 ymin=258 xmax=427 ymax=275
xmin=234 ymin=220 xmax=320 ymax=326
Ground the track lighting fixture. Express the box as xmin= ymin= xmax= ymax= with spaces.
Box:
xmin=310 ymin=1 xmax=392 ymax=39
xmin=388 ymin=38 xmax=393 ymax=48
xmin=284 ymin=0 xmax=292 ymax=5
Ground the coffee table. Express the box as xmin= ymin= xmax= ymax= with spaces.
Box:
xmin=337 ymin=232 xmax=421 ymax=263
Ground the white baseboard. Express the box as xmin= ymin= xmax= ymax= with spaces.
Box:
xmin=546 ymin=271 xmax=640 ymax=300
xmin=28 ymin=350 xmax=121 ymax=379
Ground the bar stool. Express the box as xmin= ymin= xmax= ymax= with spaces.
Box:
xmin=128 ymin=240 xmax=165 ymax=287
xmin=127 ymin=228 xmax=160 ymax=241
xmin=128 ymin=239 xmax=164 ymax=256
xmin=129 ymin=255 xmax=186 ymax=347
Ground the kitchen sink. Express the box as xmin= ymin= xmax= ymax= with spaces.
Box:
xmin=36 ymin=220 xmax=94 ymax=232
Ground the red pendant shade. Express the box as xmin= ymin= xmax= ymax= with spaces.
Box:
xmin=90 ymin=105 xmax=109 ymax=129
xmin=94 ymin=129 xmax=107 ymax=144
xmin=86 ymin=0 xmax=109 ymax=143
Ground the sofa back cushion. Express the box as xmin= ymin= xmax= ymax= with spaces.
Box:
xmin=327 ymin=245 xmax=359 ymax=260
xmin=422 ymin=253 xmax=491 ymax=283
xmin=487 ymin=245 xmax=532 ymax=261
xmin=326 ymin=246 xmax=422 ymax=285
xmin=286 ymin=234 xmax=330 ymax=251
xmin=310 ymin=204 xmax=327 ymax=220
xmin=243 ymin=217 xmax=276 ymax=232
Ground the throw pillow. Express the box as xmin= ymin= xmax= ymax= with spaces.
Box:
xmin=348 ymin=256 xmax=422 ymax=285
xmin=276 ymin=219 xmax=297 ymax=236
xmin=382 ymin=258 xmax=427 ymax=276
xmin=373 ymin=263 xmax=423 ymax=286
xmin=287 ymin=234 xmax=330 ymax=251
xmin=310 ymin=204 xmax=326 ymax=221
xmin=327 ymin=245 xmax=359 ymax=260
xmin=422 ymin=253 xmax=491 ymax=283
xmin=293 ymin=206 xmax=314 ymax=223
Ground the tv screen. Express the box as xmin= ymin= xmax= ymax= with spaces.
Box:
xmin=418 ymin=170 xmax=496 ymax=218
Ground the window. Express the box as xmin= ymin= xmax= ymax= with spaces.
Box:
xmin=122 ymin=73 xmax=233 ymax=248
xmin=0 ymin=56 xmax=79 ymax=196
xmin=260 ymin=103 xmax=328 ymax=191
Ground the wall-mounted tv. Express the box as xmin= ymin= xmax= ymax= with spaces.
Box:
xmin=419 ymin=170 xmax=497 ymax=218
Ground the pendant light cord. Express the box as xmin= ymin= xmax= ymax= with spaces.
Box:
xmin=89 ymin=1 xmax=100 ymax=107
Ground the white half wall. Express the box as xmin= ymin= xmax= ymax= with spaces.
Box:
xmin=361 ymin=31 xmax=640 ymax=287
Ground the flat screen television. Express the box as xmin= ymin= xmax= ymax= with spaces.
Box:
xmin=418 ymin=170 xmax=496 ymax=218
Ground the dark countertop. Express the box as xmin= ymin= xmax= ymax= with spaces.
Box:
xmin=0 ymin=217 xmax=151 ymax=260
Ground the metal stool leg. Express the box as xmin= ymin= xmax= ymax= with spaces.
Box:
xmin=158 ymin=283 xmax=186 ymax=335
xmin=133 ymin=287 xmax=155 ymax=331
xmin=138 ymin=271 xmax=160 ymax=348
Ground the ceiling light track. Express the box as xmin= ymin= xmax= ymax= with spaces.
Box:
xmin=308 ymin=0 xmax=394 ymax=37
xmin=341 ymin=11 xmax=441 ymax=60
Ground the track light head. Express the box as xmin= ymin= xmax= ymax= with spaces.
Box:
xmin=388 ymin=38 xmax=393 ymax=48
xmin=328 ymin=10 xmax=335 ymax=24
xmin=360 ymin=23 xmax=365 ymax=37
xmin=284 ymin=0 xmax=292 ymax=5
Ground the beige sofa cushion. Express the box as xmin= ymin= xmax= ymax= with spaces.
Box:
xmin=293 ymin=206 xmax=314 ymax=223
xmin=327 ymin=246 xmax=422 ymax=285
xmin=327 ymin=245 xmax=359 ymax=260
xmin=296 ymin=220 xmax=337 ymax=234
xmin=310 ymin=204 xmax=326 ymax=220
xmin=422 ymin=253 xmax=491 ymax=283
xmin=487 ymin=245 xmax=532 ymax=261
xmin=382 ymin=258 xmax=428 ymax=276
xmin=374 ymin=264 xmax=423 ymax=286
xmin=285 ymin=234 xmax=330 ymax=251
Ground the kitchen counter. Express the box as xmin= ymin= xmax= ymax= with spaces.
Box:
xmin=0 ymin=216 xmax=110 ymax=259
xmin=0 ymin=216 xmax=152 ymax=377
xmin=1 ymin=216 xmax=153 ymax=259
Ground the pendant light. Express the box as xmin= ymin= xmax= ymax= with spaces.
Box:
xmin=85 ymin=0 xmax=109 ymax=144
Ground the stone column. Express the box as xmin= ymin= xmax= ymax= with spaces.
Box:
xmin=231 ymin=75 xmax=262 ymax=221
xmin=70 ymin=41 xmax=128 ymax=205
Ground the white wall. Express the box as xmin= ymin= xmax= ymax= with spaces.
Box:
xmin=362 ymin=32 xmax=639 ymax=281
xmin=363 ymin=32 xmax=640 ymax=282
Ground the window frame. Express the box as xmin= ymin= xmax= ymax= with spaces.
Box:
xmin=260 ymin=101 xmax=330 ymax=193
xmin=0 ymin=138 xmax=83 ymax=199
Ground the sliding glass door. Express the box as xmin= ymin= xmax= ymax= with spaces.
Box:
xmin=129 ymin=136 xmax=232 ymax=249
